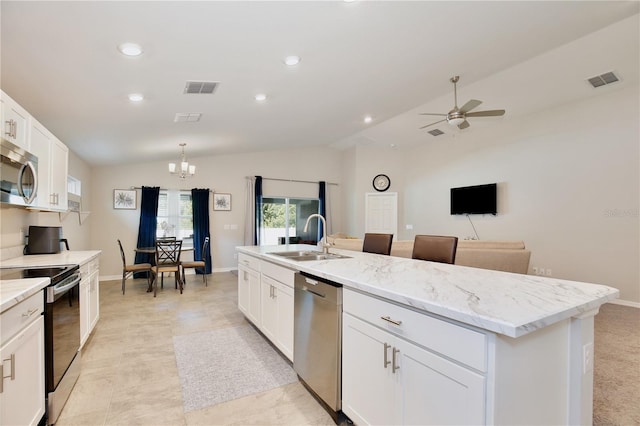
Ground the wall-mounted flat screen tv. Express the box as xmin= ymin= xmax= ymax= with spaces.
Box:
xmin=450 ymin=183 xmax=497 ymax=215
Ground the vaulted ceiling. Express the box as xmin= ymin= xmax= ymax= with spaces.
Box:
xmin=1 ymin=1 xmax=638 ymax=166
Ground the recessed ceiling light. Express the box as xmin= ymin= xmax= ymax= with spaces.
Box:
xmin=364 ymin=115 xmax=373 ymax=124
xmin=255 ymin=93 xmax=267 ymax=102
xmin=283 ymin=56 xmax=301 ymax=66
xmin=118 ymin=43 xmax=143 ymax=57
xmin=128 ymin=93 xmax=144 ymax=102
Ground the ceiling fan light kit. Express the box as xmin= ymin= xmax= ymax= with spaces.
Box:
xmin=420 ymin=75 xmax=505 ymax=131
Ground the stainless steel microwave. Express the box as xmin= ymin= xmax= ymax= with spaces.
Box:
xmin=0 ymin=137 xmax=38 ymax=206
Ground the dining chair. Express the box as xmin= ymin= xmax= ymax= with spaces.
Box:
xmin=151 ymin=240 xmax=183 ymax=297
xmin=118 ymin=239 xmax=152 ymax=295
xmin=181 ymin=236 xmax=210 ymax=286
xmin=362 ymin=233 xmax=394 ymax=256
xmin=412 ymin=235 xmax=459 ymax=264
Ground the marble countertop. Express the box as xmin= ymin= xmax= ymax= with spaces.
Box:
xmin=0 ymin=277 xmax=49 ymax=314
xmin=0 ymin=250 xmax=101 ymax=314
xmin=0 ymin=250 xmax=101 ymax=268
xmin=237 ymin=244 xmax=619 ymax=338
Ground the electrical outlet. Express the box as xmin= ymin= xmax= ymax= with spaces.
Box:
xmin=405 ymin=224 xmax=413 ymax=230
xmin=583 ymin=342 xmax=594 ymax=373
xmin=532 ymin=267 xmax=538 ymax=275
xmin=539 ymin=268 xmax=545 ymax=276
xmin=546 ymin=269 xmax=552 ymax=276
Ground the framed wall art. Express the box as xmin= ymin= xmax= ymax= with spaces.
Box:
xmin=113 ymin=189 xmax=137 ymax=210
xmin=213 ymin=193 xmax=231 ymax=211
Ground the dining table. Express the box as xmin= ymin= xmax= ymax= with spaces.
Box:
xmin=134 ymin=244 xmax=193 ymax=293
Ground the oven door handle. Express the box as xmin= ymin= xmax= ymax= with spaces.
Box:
xmin=53 ymin=275 xmax=81 ymax=296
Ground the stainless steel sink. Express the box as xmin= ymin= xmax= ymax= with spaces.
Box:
xmin=272 ymin=250 xmax=321 ymax=257
xmin=271 ymin=251 xmax=350 ymax=261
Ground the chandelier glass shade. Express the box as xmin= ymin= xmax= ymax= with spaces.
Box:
xmin=169 ymin=143 xmax=195 ymax=179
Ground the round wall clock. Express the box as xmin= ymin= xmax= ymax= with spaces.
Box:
xmin=372 ymin=174 xmax=391 ymax=192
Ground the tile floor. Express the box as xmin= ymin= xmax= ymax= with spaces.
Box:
xmin=56 ymin=272 xmax=334 ymax=426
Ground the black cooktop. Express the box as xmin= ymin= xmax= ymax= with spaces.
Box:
xmin=0 ymin=264 xmax=79 ymax=285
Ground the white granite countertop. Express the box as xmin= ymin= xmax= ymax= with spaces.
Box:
xmin=237 ymin=244 xmax=619 ymax=338
xmin=0 ymin=277 xmax=49 ymax=314
xmin=0 ymin=250 xmax=101 ymax=268
xmin=0 ymin=250 xmax=101 ymax=314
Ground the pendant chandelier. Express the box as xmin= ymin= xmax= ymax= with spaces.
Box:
xmin=168 ymin=143 xmax=196 ymax=179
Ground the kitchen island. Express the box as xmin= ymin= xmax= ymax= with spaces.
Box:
xmin=237 ymin=244 xmax=618 ymax=425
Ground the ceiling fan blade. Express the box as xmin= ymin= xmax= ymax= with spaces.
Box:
xmin=466 ymin=109 xmax=506 ymax=117
xmin=419 ymin=119 xmax=447 ymax=130
xmin=459 ymin=99 xmax=482 ymax=114
xmin=458 ymin=120 xmax=470 ymax=130
xmin=419 ymin=113 xmax=447 ymax=116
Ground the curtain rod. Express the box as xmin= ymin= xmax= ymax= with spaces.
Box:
xmin=130 ymin=186 xmax=214 ymax=192
xmin=245 ymin=177 xmax=338 ymax=186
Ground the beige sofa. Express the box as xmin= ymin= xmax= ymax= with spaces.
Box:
xmin=327 ymin=236 xmax=531 ymax=274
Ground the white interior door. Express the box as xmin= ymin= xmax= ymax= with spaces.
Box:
xmin=365 ymin=192 xmax=398 ymax=237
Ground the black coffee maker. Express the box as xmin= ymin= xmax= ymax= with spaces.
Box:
xmin=24 ymin=226 xmax=69 ymax=254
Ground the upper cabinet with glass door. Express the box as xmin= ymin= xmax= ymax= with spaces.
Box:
xmin=1 ymin=91 xmax=31 ymax=150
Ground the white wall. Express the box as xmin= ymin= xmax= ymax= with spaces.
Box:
xmin=341 ymin=86 xmax=639 ymax=303
xmin=90 ymin=146 xmax=343 ymax=278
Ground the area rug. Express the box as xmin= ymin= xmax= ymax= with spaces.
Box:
xmin=173 ymin=325 xmax=298 ymax=412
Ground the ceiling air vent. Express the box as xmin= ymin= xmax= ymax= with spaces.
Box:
xmin=428 ymin=129 xmax=445 ymax=136
xmin=184 ymin=81 xmax=218 ymax=94
xmin=174 ymin=113 xmax=202 ymax=123
xmin=587 ymin=71 xmax=620 ymax=88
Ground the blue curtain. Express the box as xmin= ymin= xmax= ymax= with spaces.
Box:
xmin=134 ymin=186 xmax=160 ymax=277
xmin=318 ymin=181 xmax=326 ymax=241
xmin=191 ymin=188 xmax=212 ymax=274
xmin=254 ymin=176 xmax=262 ymax=245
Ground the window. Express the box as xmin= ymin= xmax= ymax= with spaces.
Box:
xmin=157 ymin=190 xmax=193 ymax=245
xmin=259 ymin=197 xmax=320 ymax=245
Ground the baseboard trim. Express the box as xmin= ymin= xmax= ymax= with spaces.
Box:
xmin=607 ymin=299 xmax=640 ymax=308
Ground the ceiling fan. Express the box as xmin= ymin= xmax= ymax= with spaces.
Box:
xmin=419 ymin=76 xmax=505 ymax=130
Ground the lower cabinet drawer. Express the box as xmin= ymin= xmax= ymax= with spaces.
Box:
xmin=1 ymin=291 xmax=44 ymax=343
xmin=238 ymin=253 xmax=260 ymax=271
xmin=343 ymin=288 xmax=487 ymax=372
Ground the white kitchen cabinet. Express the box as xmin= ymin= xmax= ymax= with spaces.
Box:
xmin=0 ymin=291 xmax=45 ymax=426
xmin=29 ymin=118 xmax=68 ymax=211
xmin=260 ymin=273 xmax=294 ymax=361
xmin=342 ymin=289 xmax=486 ymax=425
xmin=0 ymin=91 xmax=30 ymax=150
xmin=237 ymin=254 xmax=295 ymax=361
xmin=237 ymin=253 xmax=261 ymax=325
xmin=80 ymin=257 xmax=100 ymax=348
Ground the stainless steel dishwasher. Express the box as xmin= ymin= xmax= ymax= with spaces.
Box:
xmin=294 ymin=272 xmax=342 ymax=421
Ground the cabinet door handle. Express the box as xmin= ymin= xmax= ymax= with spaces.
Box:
xmin=0 ymin=353 xmax=16 ymax=392
xmin=22 ymin=308 xmax=39 ymax=318
xmin=12 ymin=120 xmax=17 ymax=138
xmin=381 ymin=315 xmax=402 ymax=326
xmin=5 ymin=119 xmax=14 ymax=138
xmin=392 ymin=348 xmax=400 ymax=373
xmin=383 ymin=342 xmax=391 ymax=368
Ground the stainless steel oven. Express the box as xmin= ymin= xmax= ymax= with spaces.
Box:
xmin=44 ymin=266 xmax=81 ymax=425
xmin=0 ymin=137 xmax=38 ymax=206
xmin=0 ymin=265 xmax=81 ymax=425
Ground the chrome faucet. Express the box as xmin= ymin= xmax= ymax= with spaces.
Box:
xmin=303 ymin=214 xmax=330 ymax=254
